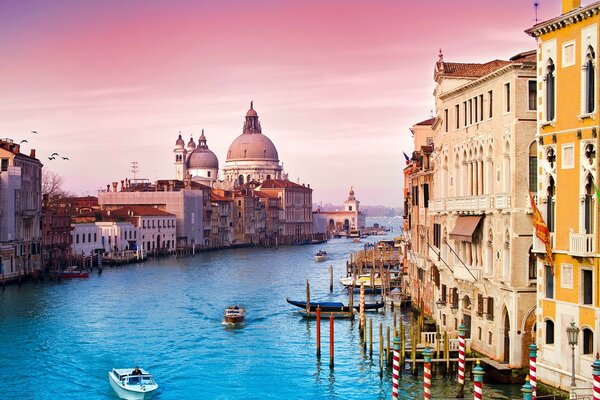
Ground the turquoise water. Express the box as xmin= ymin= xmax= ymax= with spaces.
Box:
xmin=0 ymin=218 xmax=521 ymax=399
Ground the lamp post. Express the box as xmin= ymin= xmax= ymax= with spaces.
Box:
xmin=566 ymin=320 xmax=580 ymax=389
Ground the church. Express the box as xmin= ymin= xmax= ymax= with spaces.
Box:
xmin=173 ymin=102 xmax=286 ymax=187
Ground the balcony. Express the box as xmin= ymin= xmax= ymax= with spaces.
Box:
xmin=533 ymin=231 xmax=555 ymax=253
xmin=494 ymin=193 xmax=511 ymax=210
xmin=569 ymin=231 xmax=595 ymax=257
xmin=446 ymin=195 xmax=490 ymax=213
xmin=453 ymin=264 xmax=481 ymax=282
xmin=429 ymin=199 xmax=445 ymax=212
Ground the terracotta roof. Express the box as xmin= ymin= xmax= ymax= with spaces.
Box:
xmin=414 ymin=117 xmax=435 ymax=126
xmin=259 ymin=179 xmax=312 ymax=190
xmin=111 ymin=205 xmax=174 ymax=217
xmin=437 ymin=60 xmax=512 ymax=78
xmin=210 ymin=193 xmax=232 ymax=202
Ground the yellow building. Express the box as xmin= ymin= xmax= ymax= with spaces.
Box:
xmin=526 ymin=0 xmax=600 ymax=392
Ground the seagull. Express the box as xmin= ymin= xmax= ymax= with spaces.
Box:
xmin=31 ymin=130 xmax=38 ymax=134
xmin=48 ymin=157 xmax=55 ymax=160
xmin=61 ymin=157 xmax=69 ymax=160
xmin=50 ymin=153 xmax=59 ymax=157
xmin=20 ymin=139 xmax=28 ymax=144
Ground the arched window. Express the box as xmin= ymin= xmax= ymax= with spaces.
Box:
xmin=545 ymin=319 xmax=555 ymax=344
xmin=238 ymin=175 xmax=244 ymax=186
xmin=584 ymin=175 xmax=595 ymax=234
xmin=266 ymin=174 xmax=271 ymax=180
xmin=547 ymin=176 xmax=556 ymax=233
xmin=585 ymin=47 xmax=596 ymax=114
xmin=546 ymin=59 xmax=556 ymax=121
xmin=582 ymin=328 xmax=594 ymax=355
xmin=528 ymin=245 xmax=537 ymax=280
xmin=529 ymin=142 xmax=537 ymax=192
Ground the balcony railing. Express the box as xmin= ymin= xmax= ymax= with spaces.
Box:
xmin=569 ymin=232 xmax=595 ymax=256
xmin=429 ymin=199 xmax=445 ymax=212
xmin=533 ymin=231 xmax=555 ymax=253
xmin=494 ymin=193 xmax=511 ymax=210
xmin=453 ymin=264 xmax=481 ymax=282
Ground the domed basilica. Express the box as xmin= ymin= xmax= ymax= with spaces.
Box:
xmin=173 ymin=102 xmax=287 ymax=187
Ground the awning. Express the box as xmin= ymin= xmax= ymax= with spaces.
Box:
xmin=449 ymin=216 xmax=482 ymax=242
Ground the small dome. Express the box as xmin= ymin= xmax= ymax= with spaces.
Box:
xmin=246 ymin=100 xmax=258 ymax=117
xmin=187 ymin=131 xmax=219 ymax=170
xmin=175 ymin=134 xmax=185 ymax=149
xmin=187 ymin=137 xmax=196 ymax=151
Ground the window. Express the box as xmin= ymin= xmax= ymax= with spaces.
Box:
xmin=546 ymin=60 xmax=556 ymax=121
xmin=528 ymin=80 xmax=537 ymax=111
xmin=545 ymin=265 xmax=554 ymax=299
xmin=488 ymin=90 xmax=493 ymax=118
xmin=469 ymin=99 xmax=473 ymax=124
xmin=504 ymin=83 xmax=511 ymax=113
xmin=442 ymin=314 xmax=446 ymax=326
xmin=547 ymin=176 xmax=556 ymax=233
xmin=88 ymin=233 xmax=91 ymax=242
xmin=474 ymin=97 xmax=478 ymax=122
xmin=441 ymin=284 xmax=447 ymax=304
xmin=423 ymin=184 xmax=429 ymax=208
xmin=463 ymin=101 xmax=467 ymax=126
xmin=545 ymin=320 xmax=555 ymax=344
xmin=455 ymin=105 xmax=460 ymax=129
xmin=94 ymin=233 xmax=97 ymax=242
xmin=82 ymin=234 xmax=85 ymax=243
xmin=0 ymin=159 xmax=8 ymax=172
xmin=478 ymin=327 xmax=482 ymax=341
xmin=433 ymin=223 xmax=441 ymax=248
xmin=583 ymin=269 xmax=593 ymax=305
xmin=585 ymin=47 xmax=596 ymax=114
xmin=486 ymin=297 xmax=494 ymax=320
xmin=444 ymin=109 xmax=448 ymax=132
xmin=561 ymin=263 xmax=573 ymax=288
xmin=348 ymin=206 xmax=352 ymax=211
xmin=529 ymin=142 xmax=537 ymax=192
xmin=477 ymin=294 xmax=484 ymax=316
xmin=488 ymin=331 xmax=493 ymax=345
xmin=528 ymin=247 xmax=537 ymax=280
xmin=207 ymin=171 xmax=211 ymax=177
xmin=583 ymin=328 xmax=593 ymax=355
xmin=584 ymin=176 xmax=595 ymax=234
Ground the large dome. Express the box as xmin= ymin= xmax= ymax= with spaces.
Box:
xmin=226 ymin=102 xmax=279 ymax=162
xmin=187 ymin=131 xmax=219 ymax=169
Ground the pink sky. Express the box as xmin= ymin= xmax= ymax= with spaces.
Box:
xmin=0 ymin=0 xmax=564 ymax=206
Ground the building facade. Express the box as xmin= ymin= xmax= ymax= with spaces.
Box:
xmin=526 ymin=0 xmax=600 ymax=390
xmin=313 ymin=188 xmax=366 ymax=234
xmin=428 ymin=51 xmax=537 ymax=367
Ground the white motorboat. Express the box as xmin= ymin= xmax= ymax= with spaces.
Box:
xmin=314 ymin=250 xmax=327 ymax=262
xmin=108 ymin=368 xmax=158 ymax=400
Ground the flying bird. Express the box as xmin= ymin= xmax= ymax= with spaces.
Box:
xmin=31 ymin=130 xmax=38 ymax=134
xmin=61 ymin=157 xmax=69 ymax=160
xmin=20 ymin=139 xmax=28 ymax=144
xmin=50 ymin=153 xmax=59 ymax=157
xmin=48 ymin=157 xmax=55 ymax=160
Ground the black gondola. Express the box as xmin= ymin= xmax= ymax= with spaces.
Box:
xmin=286 ymin=298 xmax=384 ymax=312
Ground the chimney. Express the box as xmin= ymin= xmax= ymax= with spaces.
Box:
xmin=121 ymin=180 xmax=125 ymax=191
xmin=106 ymin=184 xmax=110 ymax=192
xmin=112 ymin=182 xmax=118 ymax=192
xmin=30 ymin=149 xmax=36 ymax=159
xmin=562 ymin=0 xmax=581 ymax=14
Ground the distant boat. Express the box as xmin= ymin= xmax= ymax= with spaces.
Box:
xmin=108 ymin=368 xmax=158 ymax=400
xmin=314 ymin=250 xmax=327 ymax=262
xmin=224 ymin=305 xmax=246 ymax=324
xmin=50 ymin=268 xmax=89 ymax=279
xmin=286 ymin=298 xmax=384 ymax=312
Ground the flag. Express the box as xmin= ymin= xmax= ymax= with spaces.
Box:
xmin=403 ymin=151 xmax=410 ymax=165
xmin=529 ymin=192 xmax=554 ymax=274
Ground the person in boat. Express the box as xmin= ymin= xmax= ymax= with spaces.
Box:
xmin=132 ymin=367 xmax=142 ymax=375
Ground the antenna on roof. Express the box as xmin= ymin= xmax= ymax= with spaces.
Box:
xmin=130 ymin=161 xmax=139 ymax=180
xmin=533 ymin=0 xmax=540 ymax=23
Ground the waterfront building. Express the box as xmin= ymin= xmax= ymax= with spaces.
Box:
xmin=427 ymin=50 xmax=537 ymax=367
xmin=230 ymin=185 xmax=267 ymax=245
xmin=312 ymin=188 xmax=366 ymax=234
xmin=209 ymin=192 xmax=234 ymax=248
xmin=0 ymin=139 xmax=43 ymax=280
xmin=256 ymin=179 xmax=313 ymax=244
xmin=403 ymin=118 xmax=436 ymax=317
xmin=71 ymin=223 xmax=102 ymax=255
xmin=222 ymin=102 xmax=285 ymax=186
xmin=99 ymin=179 xmax=209 ymax=251
xmin=526 ymin=0 xmax=600 ymax=390
xmin=41 ymin=195 xmax=73 ymax=271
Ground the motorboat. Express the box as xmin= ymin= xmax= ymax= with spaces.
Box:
xmin=224 ymin=305 xmax=246 ymax=323
xmin=108 ymin=368 xmax=158 ymax=400
xmin=340 ymin=274 xmax=383 ymax=293
xmin=314 ymin=250 xmax=327 ymax=262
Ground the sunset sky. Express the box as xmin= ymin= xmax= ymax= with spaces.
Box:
xmin=0 ymin=0 xmax=564 ymax=206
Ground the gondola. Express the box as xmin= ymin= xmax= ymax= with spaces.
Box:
xmin=286 ymin=298 xmax=384 ymax=312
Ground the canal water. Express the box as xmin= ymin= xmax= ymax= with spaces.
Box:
xmin=0 ymin=218 xmax=522 ymax=399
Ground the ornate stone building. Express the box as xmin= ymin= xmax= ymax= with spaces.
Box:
xmin=174 ymin=130 xmax=219 ymax=185
xmin=428 ymin=50 xmax=537 ymax=368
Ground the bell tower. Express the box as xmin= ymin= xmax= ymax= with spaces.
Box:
xmin=174 ymin=133 xmax=187 ymax=181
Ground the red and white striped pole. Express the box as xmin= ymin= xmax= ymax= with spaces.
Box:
xmin=592 ymin=353 xmax=600 ymax=400
xmin=473 ymin=360 xmax=484 ymax=400
xmin=360 ymin=283 xmax=365 ymax=334
xmin=457 ymin=323 xmax=466 ymax=397
xmin=529 ymin=343 xmax=537 ymax=400
xmin=423 ymin=346 xmax=432 ymax=400
xmin=392 ymin=335 xmax=401 ymax=400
